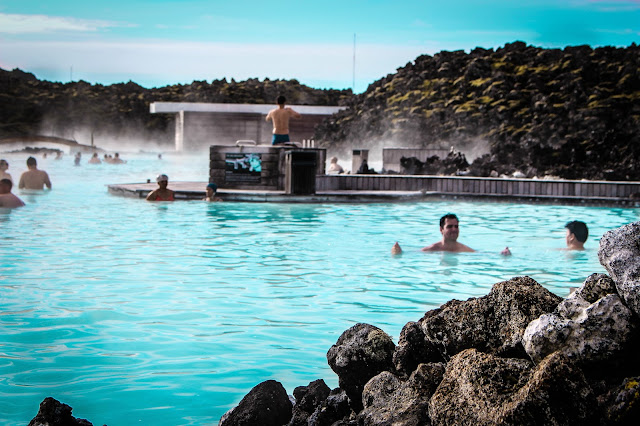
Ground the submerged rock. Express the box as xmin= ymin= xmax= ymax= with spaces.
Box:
xmin=28 ymin=397 xmax=92 ymax=426
xmin=429 ymin=349 xmax=596 ymax=425
xmin=598 ymin=221 xmax=640 ymax=317
xmin=326 ymin=323 xmax=395 ymax=412
xmin=218 ymin=380 xmax=292 ymax=426
xmin=393 ymin=276 xmax=561 ymax=376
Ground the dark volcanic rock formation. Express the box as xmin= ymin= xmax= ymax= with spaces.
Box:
xmin=218 ymin=379 xmax=292 ymax=426
xmin=429 ymin=350 xmax=596 ymax=425
xmin=28 ymin=397 xmax=92 ymax=426
xmin=393 ymin=276 xmax=562 ymax=377
xmin=306 ymin=387 xmax=352 ymax=426
xmin=315 ymin=42 xmax=640 ymax=180
xmin=359 ymin=362 xmax=445 ymax=425
xmin=326 ymin=323 xmax=396 ymax=412
xmin=288 ymin=379 xmax=331 ymax=426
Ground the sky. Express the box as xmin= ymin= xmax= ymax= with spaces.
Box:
xmin=0 ymin=0 xmax=639 ymax=93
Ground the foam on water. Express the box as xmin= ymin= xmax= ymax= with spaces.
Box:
xmin=0 ymin=151 xmax=638 ymax=425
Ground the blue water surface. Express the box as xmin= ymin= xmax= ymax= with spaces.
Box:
xmin=0 ymin=151 xmax=638 ymax=425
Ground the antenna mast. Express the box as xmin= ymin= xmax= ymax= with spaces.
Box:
xmin=352 ymin=34 xmax=356 ymax=92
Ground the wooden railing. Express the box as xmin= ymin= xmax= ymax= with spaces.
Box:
xmin=316 ymin=174 xmax=640 ymax=201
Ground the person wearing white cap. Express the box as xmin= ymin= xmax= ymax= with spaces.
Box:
xmin=146 ymin=173 xmax=175 ymax=201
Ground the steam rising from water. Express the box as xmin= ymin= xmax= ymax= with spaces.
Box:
xmin=36 ymin=115 xmax=175 ymax=154
xmin=323 ymin=136 xmax=491 ymax=173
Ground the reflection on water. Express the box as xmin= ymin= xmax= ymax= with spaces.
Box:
xmin=439 ymin=252 xmax=460 ymax=267
xmin=0 ymin=151 xmax=638 ymax=425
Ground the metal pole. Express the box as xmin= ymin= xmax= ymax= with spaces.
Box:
xmin=352 ymin=34 xmax=356 ymax=92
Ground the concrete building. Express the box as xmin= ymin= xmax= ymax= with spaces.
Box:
xmin=150 ymin=102 xmax=346 ymax=151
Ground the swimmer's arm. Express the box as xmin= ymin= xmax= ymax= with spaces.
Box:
xmin=145 ymin=190 xmax=158 ymax=201
xmin=391 ymin=242 xmax=402 ymax=255
xmin=18 ymin=174 xmax=25 ymax=189
xmin=44 ymin=173 xmax=52 ymax=189
xmin=265 ymin=110 xmax=273 ymax=122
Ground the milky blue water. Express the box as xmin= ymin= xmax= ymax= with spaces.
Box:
xmin=0 ymin=151 xmax=638 ymax=425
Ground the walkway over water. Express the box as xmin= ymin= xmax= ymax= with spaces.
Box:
xmin=108 ymin=175 xmax=640 ymax=206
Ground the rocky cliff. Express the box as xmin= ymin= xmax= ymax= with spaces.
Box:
xmin=315 ymin=41 xmax=640 ymax=180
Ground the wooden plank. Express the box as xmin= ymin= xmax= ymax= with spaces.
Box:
xmin=383 ymin=177 xmax=390 ymax=191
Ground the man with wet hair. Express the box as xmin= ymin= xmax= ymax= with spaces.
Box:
xmin=266 ymin=95 xmax=301 ymax=145
xmin=565 ymin=220 xmax=589 ymax=250
xmin=421 ymin=213 xmax=475 ymax=252
xmin=391 ymin=213 xmax=477 ymax=254
xmin=18 ymin=156 xmax=51 ymax=190
xmin=0 ymin=178 xmax=25 ymax=208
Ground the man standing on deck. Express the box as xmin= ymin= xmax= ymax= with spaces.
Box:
xmin=18 ymin=157 xmax=51 ymax=190
xmin=265 ymin=95 xmax=301 ymax=145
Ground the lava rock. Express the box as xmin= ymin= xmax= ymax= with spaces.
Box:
xmin=307 ymin=388 xmax=354 ymax=426
xmin=288 ymin=379 xmax=331 ymax=426
xmin=393 ymin=276 xmax=561 ymax=376
xmin=598 ymin=221 xmax=640 ymax=317
xmin=326 ymin=323 xmax=395 ymax=412
xmin=359 ymin=362 xmax=445 ymax=425
xmin=219 ymin=380 xmax=292 ymax=426
xmin=429 ymin=349 xmax=596 ymax=425
xmin=28 ymin=397 xmax=93 ymax=426
xmin=602 ymin=376 xmax=640 ymax=424
xmin=523 ymin=271 xmax=638 ymax=364
xmin=523 ymin=293 xmax=636 ymax=364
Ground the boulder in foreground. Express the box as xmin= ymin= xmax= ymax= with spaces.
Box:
xmin=218 ymin=379 xmax=292 ymax=426
xmin=326 ymin=323 xmax=395 ymax=412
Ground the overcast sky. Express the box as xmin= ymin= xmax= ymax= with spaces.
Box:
xmin=1 ymin=0 xmax=638 ymax=92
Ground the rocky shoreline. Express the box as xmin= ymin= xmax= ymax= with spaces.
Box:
xmin=27 ymin=222 xmax=640 ymax=425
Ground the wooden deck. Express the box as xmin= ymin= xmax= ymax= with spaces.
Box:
xmin=107 ymin=182 xmax=428 ymax=203
xmin=108 ymin=178 xmax=640 ymax=206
